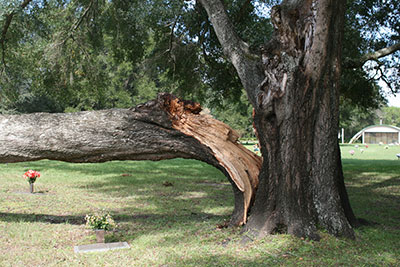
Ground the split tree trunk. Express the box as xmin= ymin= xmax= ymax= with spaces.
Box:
xmin=200 ymin=0 xmax=357 ymax=240
xmin=246 ymin=1 xmax=355 ymax=240
xmin=0 ymin=93 xmax=261 ymax=226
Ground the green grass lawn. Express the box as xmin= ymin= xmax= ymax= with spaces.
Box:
xmin=0 ymin=144 xmax=399 ymax=266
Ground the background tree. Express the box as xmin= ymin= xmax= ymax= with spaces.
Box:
xmin=378 ymin=106 xmax=400 ymax=126
xmin=339 ymin=98 xmax=379 ymax=141
xmin=338 ymin=0 xmax=399 ymax=140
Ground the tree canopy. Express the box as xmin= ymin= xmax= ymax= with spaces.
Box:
xmin=0 ymin=0 xmax=399 ymax=136
xmin=342 ymin=0 xmax=399 ymax=108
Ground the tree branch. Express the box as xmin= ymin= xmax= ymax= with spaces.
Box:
xmin=198 ymin=0 xmax=250 ymax=61
xmin=70 ymin=0 xmax=94 ymax=33
xmin=164 ymin=16 xmax=180 ymax=72
xmin=51 ymin=0 xmax=94 ymax=49
xmin=0 ymin=93 xmax=261 ymax=226
xmin=0 ymin=0 xmax=33 ymax=70
xmin=63 ymin=0 xmax=94 ymax=45
xmin=198 ymin=0 xmax=264 ymax=106
xmin=167 ymin=17 xmax=178 ymax=53
xmin=344 ymin=42 xmax=400 ymax=68
xmin=362 ymin=43 xmax=400 ymax=62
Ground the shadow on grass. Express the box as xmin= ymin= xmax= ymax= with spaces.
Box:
xmin=59 ymin=160 xmax=235 ymax=219
xmin=19 ymin=159 xmax=225 ymax=180
xmin=1 ymin=158 xmax=399 ymax=265
xmin=166 ymin=254 xmax=284 ymax=266
xmin=0 ymin=211 xmax=227 ymax=226
xmin=0 ymin=212 xmax=85 ymax=225
xmin=4 ymin=158 xmax=233 ymax=209
xmin=1 ymin=159 xmax=234 ymax=244
xmin=343 ymin=159 xmax=400 ymax=230
xmin=5 ymin=158 xmax=398 ymax=234
xmin=344 ymin=159 xmax=400 ymax=175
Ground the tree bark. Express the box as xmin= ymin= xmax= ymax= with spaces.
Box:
xmin=200 ymin=0 xmax=357 ymax=240
xmin=0 ymin=93 xmax=261 ymax=226
xmin=344 ymin=42 xmax=400 ymax=68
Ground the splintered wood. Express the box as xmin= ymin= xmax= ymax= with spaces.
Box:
xmin=160 ymin=94 xmax=262 ymax=224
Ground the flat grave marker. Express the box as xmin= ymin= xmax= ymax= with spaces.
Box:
xmin=74 ymin=242 xmax=130 ymax=253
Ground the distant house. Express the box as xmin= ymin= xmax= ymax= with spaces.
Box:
xmin=349 ymin=125 xmax=400 ymax=144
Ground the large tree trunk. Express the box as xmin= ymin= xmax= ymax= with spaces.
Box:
xmin=0 ymin=93 xmax=261 ymax=226
xmin=200 ymin=0 xmax=357 ymax=240
xmin=247 ymin=1 xmax=355 ymax=240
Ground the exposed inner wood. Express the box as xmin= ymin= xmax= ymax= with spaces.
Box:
xmin=159 ymin=94 xmax=262 ymax=223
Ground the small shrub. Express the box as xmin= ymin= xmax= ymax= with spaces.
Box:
xmin=85 ymin=211 xmax=116 ymax=231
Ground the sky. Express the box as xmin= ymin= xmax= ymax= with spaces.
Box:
xmin=381 ymin=80 xmax=400 ymax=107
xmin=386 ymin=93 xmax=400 ymax=107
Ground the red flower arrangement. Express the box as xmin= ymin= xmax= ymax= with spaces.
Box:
xmin=23 ymin=170 xmax=41 ymax=184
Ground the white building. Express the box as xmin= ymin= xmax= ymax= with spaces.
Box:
xmin=349 ymin=125 xmax=400 ymax=144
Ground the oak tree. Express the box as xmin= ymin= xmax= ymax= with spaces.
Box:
xmin=199 ymin=0 xmax=399 ymax=240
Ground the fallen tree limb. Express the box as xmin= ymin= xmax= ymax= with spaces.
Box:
xmin=0 ymin=93 xmax=261 ymax=225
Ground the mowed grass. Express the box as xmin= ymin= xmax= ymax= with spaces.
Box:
xmin=340 ymin=144 xmax=400 ymax=261
xmin=0 ymin=144 xmax=398 ymax=266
